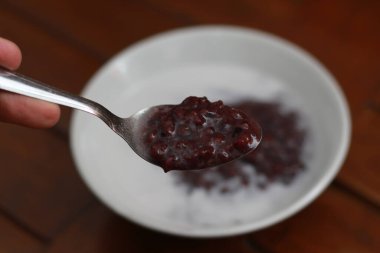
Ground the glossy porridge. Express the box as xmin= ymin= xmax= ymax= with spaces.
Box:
xmin=175 ymin=99 xmax=308 ymax=193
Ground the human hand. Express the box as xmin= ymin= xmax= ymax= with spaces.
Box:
xmin=0 ymin=37 xmax=60 ymax=128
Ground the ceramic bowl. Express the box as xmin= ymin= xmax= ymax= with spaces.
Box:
xmin=70 ymin=26 xmax=351 ymax=237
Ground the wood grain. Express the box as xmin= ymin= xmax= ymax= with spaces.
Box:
xmin=339 ymin=89 xmax=380 ymax=206
xmin=249 ymin=186 xmax=380 ymax=253
xmin=0 ymin=123 xmax=95 ymax=239
xmin=0 ymin=213 xmax=44 ymax=253
xmin=2 ymin=0 xmax=191 ymax=59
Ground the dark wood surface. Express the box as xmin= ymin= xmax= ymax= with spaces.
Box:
xmin=0 ymin=0 xmax=379 ymax=252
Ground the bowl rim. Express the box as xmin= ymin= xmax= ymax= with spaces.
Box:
xmin=70 ymin=25 xmax=352 ymax=237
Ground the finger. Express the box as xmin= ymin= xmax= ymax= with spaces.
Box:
xmin=0 ymin=37 xmax=22 ymax=70
xmin=0 ymin=91 xmax=61 ymax=128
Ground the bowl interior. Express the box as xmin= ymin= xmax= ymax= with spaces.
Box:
xmin=70 ymin=26 xmax=350 ymax=237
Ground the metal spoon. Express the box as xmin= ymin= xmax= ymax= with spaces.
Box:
xmin=0 ymin=68 xmax=155 ymax=164
xmin=0 ymin=68 xmax=261 ymax=171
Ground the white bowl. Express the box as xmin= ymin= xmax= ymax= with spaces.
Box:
xmin=70 ymin=25 xmax=351 ymax=237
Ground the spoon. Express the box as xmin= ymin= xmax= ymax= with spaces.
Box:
xmin=0 ymin=68 xmax=261 ymax=171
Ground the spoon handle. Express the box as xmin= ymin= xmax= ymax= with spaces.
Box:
xmin=0 ymin=67 xmax=120 ymax=128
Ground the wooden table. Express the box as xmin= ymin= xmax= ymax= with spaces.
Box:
xmin=0 ymin=1 xmax=379 ymax=252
